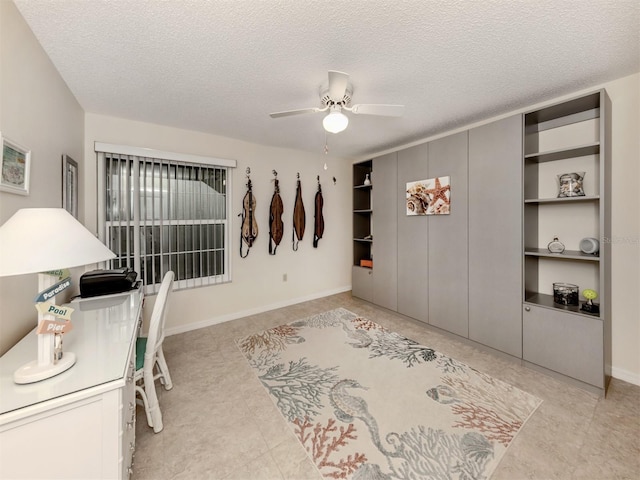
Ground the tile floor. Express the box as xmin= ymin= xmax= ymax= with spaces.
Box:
xmin=132 ymin=292 xmax=640 ymax=479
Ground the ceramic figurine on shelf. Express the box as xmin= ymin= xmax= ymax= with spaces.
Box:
xmin=363 ymin=173 xmax=371 ymax=186
xmin=547 ymin=236 xmax=565 ymax=254
xmin=580 ymin=289 xmax=600 ymax=315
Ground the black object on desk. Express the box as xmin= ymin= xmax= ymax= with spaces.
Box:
xmin=80 ymin=267 xmax=138 ymax=298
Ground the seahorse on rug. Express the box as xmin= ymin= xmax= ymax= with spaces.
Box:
xmin=340 ymin=320 xmax=372 ymax=348
xmin=329 ymin=379 xmax=403 ymax=459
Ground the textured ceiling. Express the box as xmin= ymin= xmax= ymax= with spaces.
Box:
xmin=13 ymin=0 xmax=640 ymax=159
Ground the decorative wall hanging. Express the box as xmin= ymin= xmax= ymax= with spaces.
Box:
xmin=406 ymin=176 xmax=450 ymax=215
xmin=313 ymin=176 xmax=324 ymax=248
xmin=557 ymin=172 xmax=585 ymax=198
xmin=269 ymin=170 xmax=284 ymax=255
xmin=239 ymin=167 xmax=258 ymax=258
xmin=292 ymin=173 xmax=306 ymax=251
xmin=0 ymin=133 xmax=31 ymax=195
xmin=62 ymin=155 xmax=78 ymax=218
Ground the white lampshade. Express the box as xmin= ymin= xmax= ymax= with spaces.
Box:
xmin=323 ymin=107 xmax=349 ymax=134
xmin=0 ymin=208 xmax=116 ymax=384
xmin=0 ymin=208 xmax=115 ymax=277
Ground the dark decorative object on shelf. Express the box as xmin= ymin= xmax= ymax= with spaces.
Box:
xmin=557 ymin=171 xmax=585 ymax=198
xmin=547 ymin=236 xmax=565 ymax=254
xmin=553 ymin=282 xmax=579 ymax=306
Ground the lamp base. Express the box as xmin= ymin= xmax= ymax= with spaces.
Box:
xmin=13 ymin=352 xmax=76 ymax=384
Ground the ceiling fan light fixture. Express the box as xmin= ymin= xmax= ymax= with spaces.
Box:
xmin=323 ymin=107 xmax=349 ymax=133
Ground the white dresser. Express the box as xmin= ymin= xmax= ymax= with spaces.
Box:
xmin=0 ymin=289 xmax=143 ymax=480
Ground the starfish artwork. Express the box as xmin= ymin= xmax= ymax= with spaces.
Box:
xmin=406 ymin=176 xmax=451 ymax=215
xmin=424 ymin=176 xmax=450 ymax=214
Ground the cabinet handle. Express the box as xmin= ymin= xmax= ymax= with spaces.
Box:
xmin=524 ymin=306 xmax=531 ymax=312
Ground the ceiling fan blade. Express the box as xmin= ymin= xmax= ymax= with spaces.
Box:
xmin=328 ymin=70 xmax=349 ymax=101
xmin=269 ymin=107 xmax=323 ymax=118
xmin=349 ymin=104 xmax=405 ymax=117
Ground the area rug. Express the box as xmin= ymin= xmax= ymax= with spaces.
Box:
xmin=236 ymin=308 xmax=542 ymax=480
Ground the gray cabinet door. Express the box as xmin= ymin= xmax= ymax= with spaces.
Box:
xmin=397 ymin=144 xmax=429 ymax=322
xmin=428 ymin=132 xmax=469 ymax=337
xmin=523 ymin=304 xmax=604 ymax=388
xmin=468 ymin=114 xmax=523 ymax=357
xmin=372 ymin=153 xmax=398 ymax=311
xmin=352 ymin=265 xmax=373 ymax=302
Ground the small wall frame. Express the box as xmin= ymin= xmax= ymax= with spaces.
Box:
xmin=62 ymin=154 xmax=78 ymax=218
xmin=0 ymin=133 xmax=31 ymax=195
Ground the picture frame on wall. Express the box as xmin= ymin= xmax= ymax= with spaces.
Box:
xmin=0 ymin=133 xmax=31 ymax=195
xmin=62 ymin=154 xmax=78 ymax=218
xmin=406 ymin=176 xmax=451 ymax=215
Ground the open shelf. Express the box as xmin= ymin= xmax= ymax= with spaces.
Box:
xmin=524 ymin=248 xmax=600 ymax=261
xmin=525 ymin=293 xmax=602 ymax=319
xmin=524 ymin=142 xmax=599 ymax=163
xmin=524 ymin=195 xmax=599 ymax=204
xmin=524 ymin=91 xmax=600 ymax=129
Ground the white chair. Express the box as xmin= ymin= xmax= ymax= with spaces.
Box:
xmin=135 ymin=271 xmax=174 ymax=433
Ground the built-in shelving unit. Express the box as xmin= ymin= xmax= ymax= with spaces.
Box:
xmin=522 ymin=89 xmax=610 ymax=390
xmin=349 ymin=89 xmax=610 ymax=393
xmin=523 ymin=90 xmax=606 ymax=314
xmin=353 ymin=160 xmax=373 ymax=267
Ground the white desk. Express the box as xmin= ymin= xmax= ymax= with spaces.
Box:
xmin=0 ymin=289 xmax=143 ymax=479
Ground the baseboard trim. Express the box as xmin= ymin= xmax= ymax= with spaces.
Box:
xmin=611 ymin=366 xmax=640 ymax=386
xmin=165 ymin=285 xmax=352 ymax=336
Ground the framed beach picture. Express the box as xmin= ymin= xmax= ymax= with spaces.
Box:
xmin=62 ymin=155 xmax=79 ymax=218
xmin=0 ymin=133 xmax=31 ymax=195
xmin=406 ymin=176 xmax=451 ymax=215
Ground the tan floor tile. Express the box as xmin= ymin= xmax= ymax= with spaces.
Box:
xmin=132 ymin=293 xmax=640 ymax=480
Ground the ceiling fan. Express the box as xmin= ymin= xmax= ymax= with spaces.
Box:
xmin=269 ymin=70 xmax=404 ymax=134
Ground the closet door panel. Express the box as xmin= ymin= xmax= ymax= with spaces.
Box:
xmin=372 ymin=153 xmax=398 ymax=311
xmin=468 ymin=114 xmax=523 ymax=357
xmin=428 ymin=132 xmax=469 ymax=337
xmin=397 ymin=144 xmax=429 ymax=322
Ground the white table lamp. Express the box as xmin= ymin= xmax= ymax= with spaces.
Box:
xmin=0 ymin=208 xmax=116 ymax=383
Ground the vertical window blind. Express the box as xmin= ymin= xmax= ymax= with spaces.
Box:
xmin=96 ymin=144 xmax=235 ymax=294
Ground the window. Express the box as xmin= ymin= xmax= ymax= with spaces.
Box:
xmin=96 ymin=143 xmax=236 ymax=294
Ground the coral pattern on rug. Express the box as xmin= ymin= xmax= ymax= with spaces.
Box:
xmin=236 ymin=308 xmax=542 ymax=480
